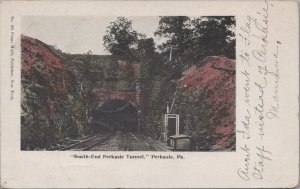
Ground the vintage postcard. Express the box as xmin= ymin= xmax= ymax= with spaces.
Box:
xmin=0 ymin=0 xmax=299 ymax=188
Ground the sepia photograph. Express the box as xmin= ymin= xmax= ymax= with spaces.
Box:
xmin=1 ymin=0 xmax=299 ymax=188
xmin=21 ymin=16 xmax=236 ymax=151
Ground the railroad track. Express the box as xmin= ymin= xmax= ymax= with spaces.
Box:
xmin=59 ymin=131 xmax=169 ymax=151
xmin=121 ymin=132 xmax=157 ymax=151
xmin=59 ymin=133 xmax=113 ymax=151
xmin=145 ymin=139 xmax=157 ymax=151
xmin=128 ymin=132 xmax=157 ymax=151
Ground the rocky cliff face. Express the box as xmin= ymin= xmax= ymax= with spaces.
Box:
xmin=21 ymin=35 xmax=139 ymax=150
xmin=178 ymin=56 xmax=235 ymax=150
xmin=21 ymin=35 xmax=89 ymax=150
xmin=21 ymin=35 xmax=70 ymax=97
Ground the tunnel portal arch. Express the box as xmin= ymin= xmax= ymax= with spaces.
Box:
xmin=91 ymin=89 xmax=142 ymax=111
xmin=91 ymin=99 xmax=139 ymax=133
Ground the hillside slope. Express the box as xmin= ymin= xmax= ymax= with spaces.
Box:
xmin=178 ymin=56 xmax=235 ymax=150
xmin=21 ymin=35 xmax=89 ymax=150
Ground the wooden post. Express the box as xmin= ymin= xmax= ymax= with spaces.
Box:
xmin=167 ymin=102 xmax=170 ymax=113
xmin=165 ymin=114 xmax=167 ymax=136
xmin=138 ymin=110 xmax=141 ymax=135
xmin=176 ymin=115 xmax=179 ymax=136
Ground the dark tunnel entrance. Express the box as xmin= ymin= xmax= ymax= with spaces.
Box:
xmin=91 ymin=99 xmax=138 ymax=133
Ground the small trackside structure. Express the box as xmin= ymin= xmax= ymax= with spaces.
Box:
xmin=162 ymin=104 xmax=191 ymax=151
xmin=169 ymin=135 xmax=191 ymax=151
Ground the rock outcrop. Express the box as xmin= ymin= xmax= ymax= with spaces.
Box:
xmin=178 ymin=56 xmax=235 ymax=150
xmin=21 ymin=35 xmax=89 ymax=150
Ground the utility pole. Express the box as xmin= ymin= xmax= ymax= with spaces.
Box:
xmin=166 ymin=45 xmax=178 ymax=61
xmin=169 ymin=45 xmax=173 ymax=61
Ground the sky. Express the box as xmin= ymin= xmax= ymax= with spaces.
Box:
xmin=22 ymin=16 xmax=161 ymax=55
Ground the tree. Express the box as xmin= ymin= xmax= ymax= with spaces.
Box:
xmin=189 ymin=16 xmax=235 ymax=60
xmin=155 ymin=16 xmax=235 ymax=64
xmin=103 ymin=17 xmax=139 ymax=59
xmin=136 ymin=38 xmax=156 ymax=58
xmin=155 ymin=16 xmax=192 ymax=60
xmin=136 ymin=37 xmax=164 ymax=76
